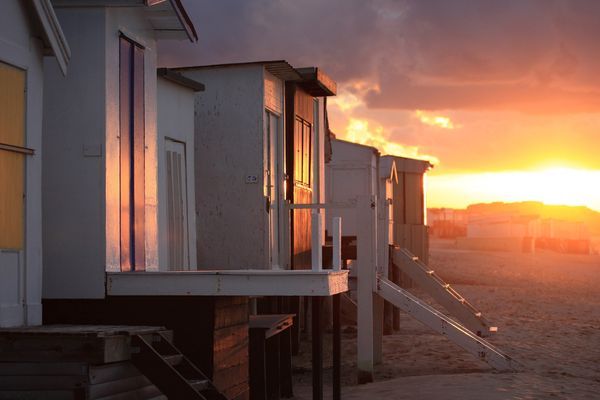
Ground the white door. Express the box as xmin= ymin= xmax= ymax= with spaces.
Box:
xmin=0 ymin=61 xmax=26 ymax=327
xmin=265 ymin=110 xmax=281 ymax=268
xmin=165 ymin=139 xmax=190 ymax=270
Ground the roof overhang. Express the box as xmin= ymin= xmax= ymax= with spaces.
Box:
xmin=31 ymin=0 xmax=71 ymax=75
xmin=52 ymin=0 xmax=198 ymax=42
xmin=175 ymin=60 xmax=302 ymax=82
xmin=389 ymin=155 xmax=433 ymax=174
xmin=106 ymin=270 xmax=349 ymax=297
xmin=296 ymin=67 xmax=337 ymax=97
xmin=379 ymin=156 xmax=398 ymax=184
xmin=158 ymin=68 xmax=205 ymax=91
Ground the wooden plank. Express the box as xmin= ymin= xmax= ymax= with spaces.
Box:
xmin=0 ymin=362 xmax=87 ymax=376
xmin=0 ymin=390 xmax=80 ymax=400
xmin=212 ymin=361 xmax=248 ymax=392
xmin=132 ymin=44 xmax=145 ymax=271
xmin=91 ymin=384 xmax=163 ymax=400
xmin=88 ymin=362 xmax=142 ymax=384
xmin=0 ymin=62 xmax=25 ymax=146
xmin=119 ymin=37 xmax=132 ymax=271
xmin=0 ymin=375 xmax=86 ymax=389
xmin=213 ymin=343 xmax=247 ymax=370
xmin=0 ymin=152 xmax=24 ymax=232
xmin=311 ymin=297 xmax=323 ymax=400
xmin=213 ymin=325 xmax=247 ymax=352
xmin=88 ymin=375 xmax=154 ymax=399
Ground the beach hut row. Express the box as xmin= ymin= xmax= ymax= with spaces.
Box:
xmin=0 ymin=1 xmax=516 ymax=398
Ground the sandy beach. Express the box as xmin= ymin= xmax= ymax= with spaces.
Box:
xmin=293 ymin=239 xmax=600 ymax=399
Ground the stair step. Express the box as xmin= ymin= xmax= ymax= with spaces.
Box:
xmin=189 ymin=379 xmax=210 ymax=392
xmin=163 ymin=354 xmax=183 ymax=366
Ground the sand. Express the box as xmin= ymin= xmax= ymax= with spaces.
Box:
xmin=292 ymin=239 xmax=600 ymax=399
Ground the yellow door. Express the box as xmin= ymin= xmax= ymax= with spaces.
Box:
xmin=0 ymin=61 xmax=26 ymax=327
xmin=0 ymin=61 xmax=26 ymax=250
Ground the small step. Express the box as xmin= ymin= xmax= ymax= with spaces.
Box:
xmin=163 ymin=354 xmax=183 ymax=366
xmin=189 ymin=379 xmax=210 ymax=392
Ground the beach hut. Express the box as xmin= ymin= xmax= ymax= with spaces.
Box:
xmin=175 ymin=62 xmax=335 ymax=273
xmin=0 ymin=0 xmax=70 ymax=328
xmin=176 ymin=62 xmax=346 ymax=397
xmin=156 ymin=68 xmax=205 ymax=270
xmin=325 ymin=138 xmax=511 ymax=382
xmin=38 ymin=11 xmax=347 ymax=395
xmin=383 ymin=155 xmax=432 ymax=266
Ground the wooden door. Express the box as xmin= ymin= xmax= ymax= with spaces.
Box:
xmin=119 ymin=36 xmax=145 ymax=271
xmin=286 ymin=86 xmax=314 ymax=269
xmin=0 ymin=61 xmax=26 ymax=326
xmin=265 ymin=110 xmax=281 ymax=268
xmin=165 ymin=139 xmax=190 ymax=270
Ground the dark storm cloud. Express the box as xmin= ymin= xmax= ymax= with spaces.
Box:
xmin=161 ymin=0 xmax=600 ymax=113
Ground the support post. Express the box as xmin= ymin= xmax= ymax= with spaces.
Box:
xmin=333 ymin=293 xmax=341 ymax=400
xmin=332 ymin=217 xmax=342 ymax=271
xmin=312 ymin=213 xmax=323 ymax=271
xmin=312 ymin=296 xmax=323 ymax=400
xmin=357 ymin=195 xmax=376 ymax=384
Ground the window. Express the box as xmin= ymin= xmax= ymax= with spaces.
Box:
xmin=0 ymin=62 xmax=26 ymax=250
xmin=119 ymin=36 xmax=145 ymax=271
xmin=294 ymin=117 xmax=311 ymax=187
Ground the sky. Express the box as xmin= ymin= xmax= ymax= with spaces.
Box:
xmin=159 ymin=0 xmax=600 ymax=212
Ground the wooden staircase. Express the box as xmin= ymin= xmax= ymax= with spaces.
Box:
xmin=393 ymin=247 xmax=497 ymax=337
xmin=377 ymin=277 xmax=517 ymax=371
xmin=130 ymin=331 xmax=227 ymax=400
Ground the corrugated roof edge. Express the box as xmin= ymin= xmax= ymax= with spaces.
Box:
xmin=157 ymin=68 xmax=205 ymax=91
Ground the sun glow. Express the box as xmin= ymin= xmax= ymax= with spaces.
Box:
xmin=428 ymin=167 xmax=600 ymax=212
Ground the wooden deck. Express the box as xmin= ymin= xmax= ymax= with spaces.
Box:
xmin=106 ymin=269 xmax=348 ymax=296
xmin=0 ymin=325 xmax=168 ymax=399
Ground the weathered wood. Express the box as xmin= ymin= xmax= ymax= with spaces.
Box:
xmin=311 ymin=297 xmax=323 ymax=400
xmin=332 ymin=294 xmax=341 ymax=400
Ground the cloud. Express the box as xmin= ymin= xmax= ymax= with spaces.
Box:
xmin=414 ymin=110 xmax=458 ymax=129
xmin=339 ymin=118 xmax=439 ymax=164
xmin=162 ymin=0 xmax=600 ymax=114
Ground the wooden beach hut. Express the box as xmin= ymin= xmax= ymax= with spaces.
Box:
xmin=325 ymin=138 xmax=513 ymax=383
xmin=0 ymin=0 xmax=70 ymax=329
xmin=31 ymin=5 xmax=347 ymax=395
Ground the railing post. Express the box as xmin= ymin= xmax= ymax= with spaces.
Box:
xmin=357 ymin=195 xmax=376 ymax=383
xmin=332 ymin=217 xmax=342 ymax=271
xmin=311 ymin=212 xmax=323 ymax=271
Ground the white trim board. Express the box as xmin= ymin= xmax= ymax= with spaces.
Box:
xmin=107 ymin=270 xmax=349 ymax=296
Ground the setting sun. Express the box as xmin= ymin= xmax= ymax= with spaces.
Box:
xmin=428 ymin=167 xmax=600 ymax=212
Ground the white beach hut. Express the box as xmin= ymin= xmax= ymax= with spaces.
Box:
xmin=0 ymin=0 xmax=70 ymax=328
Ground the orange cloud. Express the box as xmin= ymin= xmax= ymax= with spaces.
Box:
xmin=414 ymin=110 xmax=458 ymax=129
xmin=342 ymin=118 xmax=439 ymax=165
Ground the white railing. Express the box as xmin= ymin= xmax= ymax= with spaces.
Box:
xmin=287 ymin=201 xmax=358 ymax=272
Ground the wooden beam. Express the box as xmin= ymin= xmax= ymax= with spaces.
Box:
xmin=311 ymin=296 xmax=323 ymax=400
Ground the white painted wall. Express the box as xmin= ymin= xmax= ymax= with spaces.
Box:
xmin=326 ymin=139 xmax=378 ymax=236
xmin=180 ymin=65 xmax=270 ymax=269
xmin=43 ymin=6 xmax=159 ymax=298
xmin=0 ymin=1 xmax=47 ymax=326
xmin=157 ymin=77 xmax=197 ymax=271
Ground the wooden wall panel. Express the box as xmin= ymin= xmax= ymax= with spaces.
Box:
xmin=212 ymin=297 xmax=249 ymax=400
xmin=294 ymin=88 xmax=313 ymax=124
xmin=0 ymin=62 xmax=25 ymax=249
xmin=404 ymin=173 xmax=424 ymax=225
